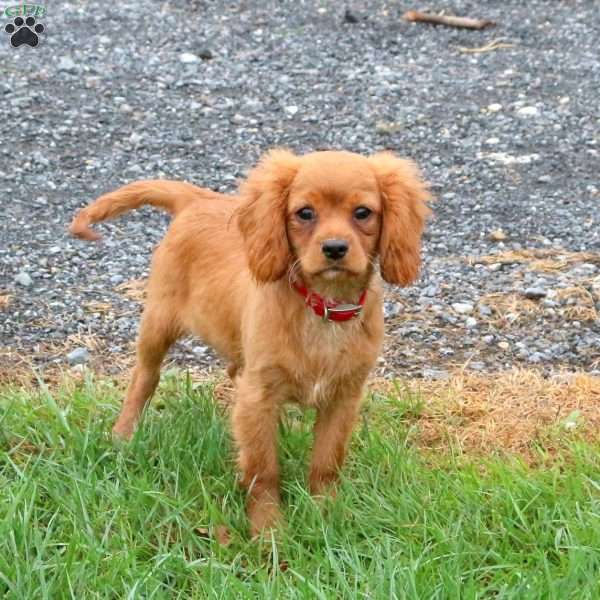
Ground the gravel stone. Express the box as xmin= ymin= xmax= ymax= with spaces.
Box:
xmin=57 ymin=56 xmax=77 ymax=73
xmin=452 ymin=303 xmax=474 ymax=315
xmin=489 ymin=229 xmax=507 ymax=242
xmin=179 ymin=52 xmax=200 ymax=64
xmin=383 ymin=302 xmax=402 ymax=319
xmin=524 ymin=287 xmax=548 ymax=300
xmin=516 ymin=106 xmax=539 ymax=117
xmin=422 ymin=368 xmax=450 ymax=380
xmin=67 ymin=348 xmax=90 ymax=366
xmin=14 ymin=272 xmax=33 ymax=287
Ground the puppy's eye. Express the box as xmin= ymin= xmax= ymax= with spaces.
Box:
xmin=296 ymin=207 xmax=316 ymax=221
xmin=353 ymin=207 xmax=372 ymax=220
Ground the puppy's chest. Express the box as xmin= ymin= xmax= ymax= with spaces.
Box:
xmin=292 ymin=319 xmax=365 ymax=406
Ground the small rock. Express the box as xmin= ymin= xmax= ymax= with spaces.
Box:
xmin=193 ymin=346 xmax=207 ymax=356
xmin=487 ymin=103 xmax=503 ymax=112
xmin=343 ymin=8 xmax=359 ymax=23
xmin=285 ymin=105 xmax=299 ymax=116
xmin=58 ymin=56 xmax=77 ymax=73
xmin=439 ymin=313 xmax=456 ymax=324
xmin=198 ymin=48 xmax=213 ymax=60
xmin=383 ymin=301 xmax=402 ymax=319
xmin=452 ymin=302 xmax=474 ymax=315
xmin=478 ymin=305 xmax=493 ymax=317
xmin=498 ymin=341 xmax=510 ymax=351
xmin=375 ymin=121 xmax=401 ymax=134
xmin=465 ymin=317 xmax=478 ymax=328
xmin=422 ymin=285 xmax=439 ymax=297
xmin=517 ymin=106 xmax=539 ymax=117
xmin=422 ymin=368 xmax=450 ymax=380
xmin=67 ymin=347 xmax=90 ymax=365
xmin=179 ymin=52 xmax=200 ymax=64
xmin=562 ymin=410 xmax=581 ymax=431
xmin=523 ymin=287 xmax=547 ymax=300
xmin=129 ymin=132 xmax=143 ymax=145
xmin=119 ymin=103 xmax=134 ymax=114
xmin=489 ymin=229 xmax=507 ymax=242
xmin=15 ymin=272 xmax=33 ymax=287
xmin=85 ymin=76 xmax=101 ymax=88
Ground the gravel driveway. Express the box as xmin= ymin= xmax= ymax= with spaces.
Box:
xmin=1 ymin=0 xmax=599 ymax=378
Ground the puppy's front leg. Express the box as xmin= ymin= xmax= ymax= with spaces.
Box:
xmin=309 ymin=385 xmax=364 ymax=497
xmin=232 ymin=372 xmax=283 ymax=537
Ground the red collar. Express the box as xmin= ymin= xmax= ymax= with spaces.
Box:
xmin=292 ymin=280 xmax=367 ymax=322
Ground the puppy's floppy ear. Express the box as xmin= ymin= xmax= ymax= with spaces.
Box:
xmin=369 ymin=152 xmax=431 ymax=286
xmin=237 ymin=149 xmax=300 ymax=283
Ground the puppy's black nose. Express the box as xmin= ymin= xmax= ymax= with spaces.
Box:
xmin=321 ymin=239 xmax=349 ymax=260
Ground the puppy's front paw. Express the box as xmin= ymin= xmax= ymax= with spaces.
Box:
xmin=112 ymin=419 xmax=136 ymax=441
xmin=309 ymin=471 xmax=339 ymax=499
xmin=248 ymin=492 xmax=282 ymax=538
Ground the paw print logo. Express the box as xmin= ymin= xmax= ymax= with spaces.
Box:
xmin=4 ymin=16 xmax=45 ymax=48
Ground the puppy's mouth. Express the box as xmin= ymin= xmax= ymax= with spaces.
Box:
xmin=314 ymin=265 xmax=358 ymax=279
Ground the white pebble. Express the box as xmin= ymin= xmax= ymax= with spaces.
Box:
xmin=15 ymin=272 xmax=33 ymax=287
xmin=452 ymin=302 xmax=474 ymax=315
xmin=179 ymin=52 xmax=200 ymax=64
xmin=517 ymin=106 xmax=539 ymax=117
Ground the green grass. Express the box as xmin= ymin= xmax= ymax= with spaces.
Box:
xmin=2 ymin=373 xmax=600 ymax=599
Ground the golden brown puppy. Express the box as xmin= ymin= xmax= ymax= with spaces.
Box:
xmin=70 ymin=149 xmax=430 ymax=536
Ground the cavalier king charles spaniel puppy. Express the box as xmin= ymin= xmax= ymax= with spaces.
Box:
xmin=70 ymin=149 xmax=430 ymax=536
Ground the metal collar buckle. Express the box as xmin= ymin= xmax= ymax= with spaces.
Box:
xmin=323 ymin=303 xmax=363 ymax=322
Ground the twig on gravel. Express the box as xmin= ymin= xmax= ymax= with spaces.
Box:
xmin=403 ymin=10 xmax=495 ymax=30
xmin=458 ymin=38 xmax=514 ymax=53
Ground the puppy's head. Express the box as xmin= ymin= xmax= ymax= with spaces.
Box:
xmin=237 ymin=149 xmax=431 ymax=290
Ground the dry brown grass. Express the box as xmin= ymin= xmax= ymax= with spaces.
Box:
xmin=479 ymin=292 xmax=542 ymax=325
xmin=82 ymin=300 xmax=114 ymax=314
xmin=116 ymin=278 xmax=147 ymax=303
xmin=469 ymin=248 xmax=600 ymax=273
xmin=0 ymin=294 xmax=11 ymax=310
xmin=0 ymin=335 xmax=136 ymax=387
xmin=375 ymin=370 xmax=600 ymax=462
xmin=478 ymin=286 xmax=598 ymax=324
xmin=555 ymin=286 xmax=598 ymax=321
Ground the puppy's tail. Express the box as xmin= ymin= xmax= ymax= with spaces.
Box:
xmin=69 ymin=180 xmax=210 ymax=241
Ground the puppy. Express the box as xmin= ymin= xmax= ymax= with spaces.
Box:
xmin=70 ymin=149 xmax=430 ymax=535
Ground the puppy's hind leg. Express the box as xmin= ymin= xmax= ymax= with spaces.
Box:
xmin=113 ymin=306 xmax=180 ymax=440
